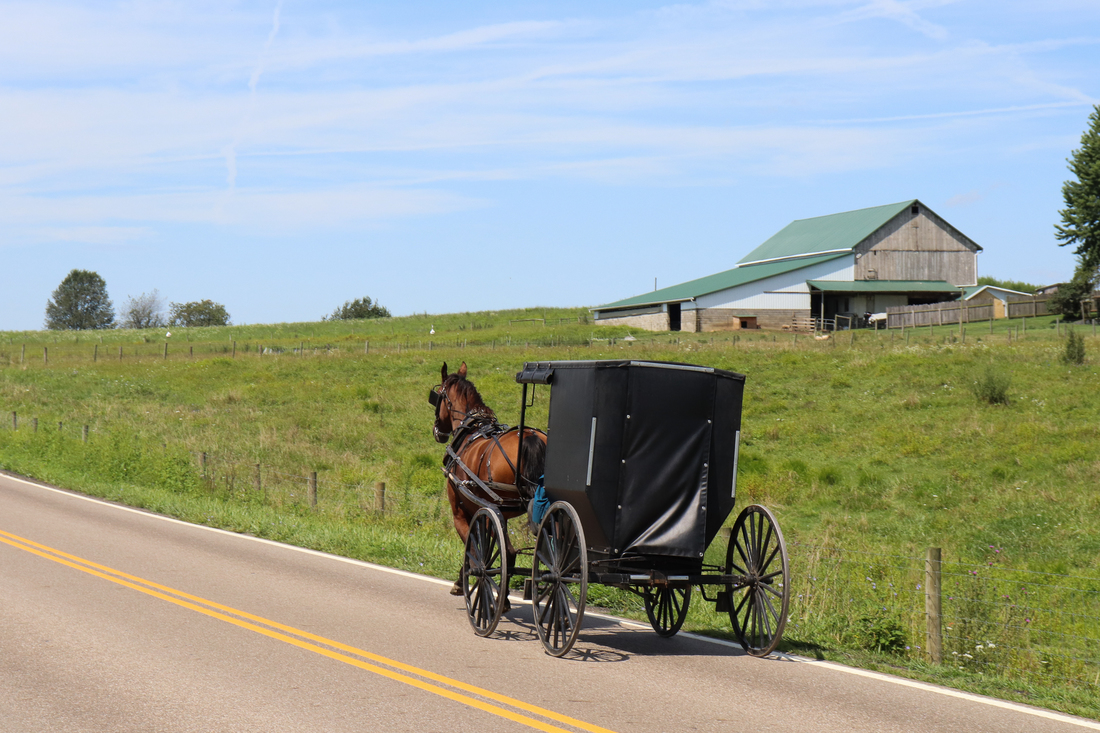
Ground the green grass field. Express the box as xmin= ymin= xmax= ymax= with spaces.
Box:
xmin=2 ymin=309 xmax=1098 ymax=719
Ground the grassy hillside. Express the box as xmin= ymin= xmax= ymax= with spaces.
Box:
xmin=1 ymin=309 xmax=1098 ymax=718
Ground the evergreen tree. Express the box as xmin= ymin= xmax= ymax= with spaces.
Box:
xmin=44 ymin=269 xmax=116 ymax=330
xmin=1056 ymin=104 xmax=1100 ymax=268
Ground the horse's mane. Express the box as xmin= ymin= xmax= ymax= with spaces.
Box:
xmin=443 ymin=374 xmax=496 ymax=420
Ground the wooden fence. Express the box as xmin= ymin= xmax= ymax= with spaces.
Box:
xmin=886 ymin=295 xmax=1052 ymax=329
xmin=1006 ymin=295 xmax=1052 ymax=318
xmin=886 ymin=301 xmax=994 ymax=329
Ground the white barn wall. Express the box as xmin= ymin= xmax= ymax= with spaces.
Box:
xmin=693 ymin=256 xmax=855 ymax=311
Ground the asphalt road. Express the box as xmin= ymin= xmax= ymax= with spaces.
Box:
xmin=1 ymin=471 xmax=1096 ymax=733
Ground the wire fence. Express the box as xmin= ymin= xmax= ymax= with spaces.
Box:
xmin=2 ymin=410 xmax=1098 ymax=691
xmin=786 ymin=541 xmax=1100 ymax=691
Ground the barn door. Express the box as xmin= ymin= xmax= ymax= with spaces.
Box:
xmin=668 ymin=303 xmax=681 ymax=332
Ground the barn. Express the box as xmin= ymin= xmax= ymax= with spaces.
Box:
xmin=593 ymin=200 xmax=982 ymax=332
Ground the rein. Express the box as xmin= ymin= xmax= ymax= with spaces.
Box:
xmin=431 ymin=379 xmax=542 ymax=506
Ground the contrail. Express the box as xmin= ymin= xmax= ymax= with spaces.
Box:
xmin=224 ymin=1 xmax=282 ymax=191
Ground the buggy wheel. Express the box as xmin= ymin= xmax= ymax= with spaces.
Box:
xmin=643 ymin=585 xmax=691 ymax=638
xmin=532 ymin=501 xmax=587 ymax=657
xmin=725 ymin=505 xmax=789 ymax=657
xmin=462 ymin=507 xmax=509 ymax=637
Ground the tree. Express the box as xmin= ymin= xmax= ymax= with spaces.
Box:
xmin=1056 ymin=104 xmax=1100 ymax=269
xmin=119 ymin=289 xmax=166 ymax=329
xmin=976 ymin=276 xmax=1037 ymax=294
xmin=44 ymin=269 xmax=115 ymax=330
xmin=168 ymin=300 xmax=231 ymax=327
xmin=1049 ymin=260 xmax=1097 ymax=319
xmin=1053 ymin=104 xmax=1100 ymax=320
xmin=325 ymin=296 xmax=391 ymax=321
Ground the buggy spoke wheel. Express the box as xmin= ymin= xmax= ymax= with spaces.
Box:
xmin=725 ymin=505 xmax=789 ymax=657
xmin=462 ymin=507 xmax=509 ymax=637
xmin=643 ymin=585 xmax=691 ymax=638
xmin=531 ymin=502 xmax=587 ymax=657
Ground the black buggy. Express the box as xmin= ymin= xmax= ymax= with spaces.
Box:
xmin=458 ymin=359 xmax=790 ymax=658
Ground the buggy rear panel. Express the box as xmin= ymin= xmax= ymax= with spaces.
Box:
xmin=517 ymin=360 xmax=745 ymax=562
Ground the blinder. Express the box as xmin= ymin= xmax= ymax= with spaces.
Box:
xmin=428 ymin=387 xmax=442 ymax=409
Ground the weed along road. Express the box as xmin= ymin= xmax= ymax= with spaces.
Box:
xmin=1 ymin=473 xmax=1096 ymax=733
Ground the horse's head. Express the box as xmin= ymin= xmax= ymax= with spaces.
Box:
xmin=429 ymin=361 xmax=469 ymax=443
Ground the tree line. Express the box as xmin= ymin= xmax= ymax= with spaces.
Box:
xmin=42 ymin=270 xmax=389 ymax=331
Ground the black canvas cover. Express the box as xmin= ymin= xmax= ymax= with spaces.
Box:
xmin=522 ymin=361 xmax=745 ymax=561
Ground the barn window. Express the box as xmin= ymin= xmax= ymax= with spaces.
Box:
xmin=911 ymin=204 xmax=919 ymax=216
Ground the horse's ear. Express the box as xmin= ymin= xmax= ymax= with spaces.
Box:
xmin=441 ymin=362 xmax=448 ymax=382
xmin=457 ymin=362 xmax=467 ymax=378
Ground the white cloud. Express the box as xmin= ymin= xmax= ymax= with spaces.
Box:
xmin=33 ymin=225 xmax=154 ymax=246
xmin=0 ymin=0 xmax=1094 ymax=240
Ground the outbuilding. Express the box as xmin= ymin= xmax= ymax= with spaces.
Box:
xmin=593 ymin=200 xmax=982 ymax=331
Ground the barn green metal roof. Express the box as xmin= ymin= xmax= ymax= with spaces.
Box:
xmin=807 ymin=280 xmax=959 ymax=293
xmin=737 ymin=200 xmax=917 ymax=265
xmin=596 ymin=252 xmax=848 ymax=311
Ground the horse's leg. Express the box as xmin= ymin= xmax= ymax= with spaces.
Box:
xmin=447 ymin=482 xmax=471 ymax=543
xmin=447 ymin=482 xmax=470 ymax=596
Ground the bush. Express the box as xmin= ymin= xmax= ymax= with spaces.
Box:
xmin=1063 ymin=329 xmax=1086 ymax=365
xmin=853 ymin=612 xmax=908 ymax=654
xmin=971 ymin=367 xmax=1011 ymax=405
xmin=326 ymin=297 xmax=390 ymax=321
xmin=169 ymin=300 xmax=231 ymax=327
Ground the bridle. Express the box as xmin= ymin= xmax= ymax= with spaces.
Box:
xmin=429 ymin=382 xmax=494 ymax=443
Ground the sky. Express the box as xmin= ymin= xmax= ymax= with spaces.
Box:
xmin=1 ymin=0 xmax=1098 ymax=330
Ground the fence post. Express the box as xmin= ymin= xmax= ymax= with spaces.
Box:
xmin=21 ymin=344 xmax=25 ymax=363
xmin=58 ymin=421 xmax=63 ymax=433
xmin=200 ymin=452 xmax=207 ymax=478
xmin=308 ymin=471 xmax=318 ymax=508
xmin=926 ymin=547 xmax=943 ymax=664
xmin=119 ymin=345 xmax=123 ymax=361
xmin=254 ymin=463 xmax=261 ymax=493
xmin=32 ymin=418 xmax=38 ymax=433
xmin=11 ymin=411 xmax=15 ymax=430
xmin=43 ymin=346 xmax=48 ymax=365
xmin=94 ymin=344 xmax=98 ymax=362
xmin=82 ymin=425 xmax=88 ymax=443
xmin=374 ymin=481 xmax=386 ymax=513
xmin=364 ymin=340 xmax=369 ymax=354
xmin=163 ymin=343 xmax=168 ymax=359
xmin=190 ymin=346 xmax=193 ymax=358
xmin=233 ymin=341 xmax=236 ymax=358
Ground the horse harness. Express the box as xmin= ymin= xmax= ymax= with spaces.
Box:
xmin=431 ymin=383 xmax=538 ymax=510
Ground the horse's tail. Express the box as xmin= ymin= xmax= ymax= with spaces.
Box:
xmin=519 ymin=430 xmax=546 ymax=498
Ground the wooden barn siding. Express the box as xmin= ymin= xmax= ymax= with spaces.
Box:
xmin=854 ymin=208 xmax=978 ymax=285
xmin=699 ymin=308 xmax=809 ymax=331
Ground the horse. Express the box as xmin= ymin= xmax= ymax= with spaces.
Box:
xmin=429 ymin=362 xmax=546 ymax=596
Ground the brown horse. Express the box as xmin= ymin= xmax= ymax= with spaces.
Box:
xmin=430 ymin=362 xmax=546 ymax=593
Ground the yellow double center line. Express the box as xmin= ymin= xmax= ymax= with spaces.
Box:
xmin=0 ymin=529 xmax=616 ymax=733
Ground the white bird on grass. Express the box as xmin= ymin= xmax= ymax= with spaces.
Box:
xmin=430 ymin=325 xmax=435 ymax=335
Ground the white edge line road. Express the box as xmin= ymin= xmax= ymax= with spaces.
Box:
xmin=5 ymin=470 xmax=1099 ymax=731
